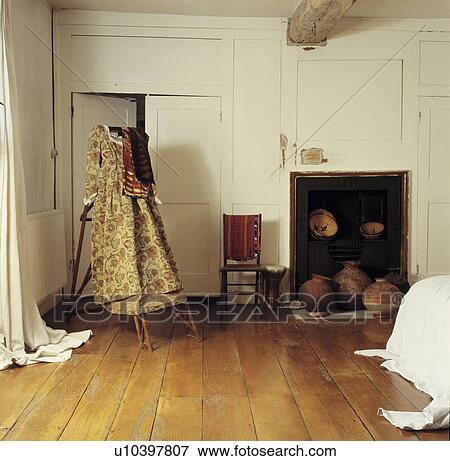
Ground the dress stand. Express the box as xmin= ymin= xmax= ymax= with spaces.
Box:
xmin=71 ymin=203 xmax=201 ymax=349
xmin=133 ymin=315 xmax=154 ymax=350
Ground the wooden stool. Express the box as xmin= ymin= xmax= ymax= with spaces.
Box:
xmin=261 ymin=265 xmax=287 ymax=308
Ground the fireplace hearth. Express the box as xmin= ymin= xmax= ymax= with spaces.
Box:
xmin=290 ymin=171 xmax=409 ymax=293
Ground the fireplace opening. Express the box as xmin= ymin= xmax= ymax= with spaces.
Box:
xmin=290 ymin=172 xmax=408 ymax=294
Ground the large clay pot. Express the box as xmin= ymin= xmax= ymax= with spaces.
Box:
xmin=333 ymin=261 xmax=372 ymax=309
xmin=363 ymin=278 xmax=403 ymax=314
xmin=383 ymin=272 xmax=410 ymax=295
xmin=298 ymin=274 xmax=335 ymax=317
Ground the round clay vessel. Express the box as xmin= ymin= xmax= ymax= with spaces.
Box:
xmin=333 ymin=261 xmax=372 ymax=309
xmin=363 ymin=278 xmax=403 ymax=313
xmin=309 ymin=209 xmax=338 ymax=240
xmin=383 ymin=272 xmax=410 ymax=295
xmin=298 ymin=274 xmax=335 ymax=317
xmin=360 ymin=222 xmax=384 ymax=240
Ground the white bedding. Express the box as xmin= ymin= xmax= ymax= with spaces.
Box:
xmin=356 ymin=275 xmax=450 ymax=430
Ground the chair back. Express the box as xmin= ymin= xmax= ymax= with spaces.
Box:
xmin=223 ymin=214 xmax=262 ymax=263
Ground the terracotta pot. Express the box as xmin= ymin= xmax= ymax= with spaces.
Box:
xmin=383 ymin=272 xmax=410 ymax=295
xmin=363 ymin=278 xmax=403 ymax=314
xmin=333 ymin=261 xmax=372 ymax=309
xmin=298 ymin=274 xmax=335 ymax=317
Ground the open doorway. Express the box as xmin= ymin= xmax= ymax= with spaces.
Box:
xmin=71 ymin=93 xmax=145 ymax=292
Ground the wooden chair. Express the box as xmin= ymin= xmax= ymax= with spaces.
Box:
xmin=220 ymin=214 xmax=263 ymax=304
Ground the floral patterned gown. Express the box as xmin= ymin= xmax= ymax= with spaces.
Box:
xmin=85 ymin=125 xmax=186 ymax=314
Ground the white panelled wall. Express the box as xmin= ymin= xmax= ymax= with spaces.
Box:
xmin=55 ymin=11 xmax=450 ymax=294
xmin=11 ymin=0 xmax=54 ymax=213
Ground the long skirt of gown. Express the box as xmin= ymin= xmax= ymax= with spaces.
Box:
xmin=86 ymin=125 xmax=186 ymax=315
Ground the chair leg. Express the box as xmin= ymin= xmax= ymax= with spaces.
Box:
xmin=255 ymin=272 xmax=261 ymax=306
xmin=220 ymin=271 xmax=228 ymax=322
xmin=220 ymin=272 xmax=228 ymax=303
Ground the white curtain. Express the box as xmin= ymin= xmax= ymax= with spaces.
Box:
xmin=0 ymin=0 xmax=90 ymax=370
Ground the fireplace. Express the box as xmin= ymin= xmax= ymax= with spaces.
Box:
xmin=289 ymin=171 xmax=409 ymax=293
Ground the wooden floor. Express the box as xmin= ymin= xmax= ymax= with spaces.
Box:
xmin=0 ymin=311 xmax=448 ymax=441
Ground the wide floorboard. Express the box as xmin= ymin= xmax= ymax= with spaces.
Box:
xmin=0 ymin=312 xmax=448 ymax=441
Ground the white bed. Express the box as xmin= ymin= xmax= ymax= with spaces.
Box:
xmin=356 ymin=275 xmax=450 ymax=430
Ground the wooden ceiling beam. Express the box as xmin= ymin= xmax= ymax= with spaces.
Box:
xmin=288 ymin=0 xmax=357 ymax=46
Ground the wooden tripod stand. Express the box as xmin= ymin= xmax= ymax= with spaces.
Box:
xmin=71 ymin=203 xmax=201 ymax=349
xmin=133 ymin=309 xmax=201 ymax=350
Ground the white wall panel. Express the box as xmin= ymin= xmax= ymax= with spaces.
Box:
xmin=232 ymin=39 xmax=281 ymax=182
xmin=298 ymin=60 xmax=403 ymax=141
xmin=429 ymin=108 xmax=450 ymax=180
xmin=427 ymin=203 xmax=450 ymax=273
xmin=418 ymin=97 xmax=450 ymax=277
xmin=420 ymin=41 xmax=450 ymax=86
xmin=159 ymin=203 xmax=210 ymax=275
xmin=155 ymin=107 xmax=213 ymax=181
xmin=67 ymin=35 xmax=223 ymax=85
xmin=11 ymin=0 xmax=54 ymax=213
xmin=27 ymin=210 xmax=66 ymax=307
xmin=300 ymin=29 xmax=420 ymax=61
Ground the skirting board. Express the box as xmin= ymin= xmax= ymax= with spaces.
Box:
xmin=38 ymin=291 xmax=61 ymax=316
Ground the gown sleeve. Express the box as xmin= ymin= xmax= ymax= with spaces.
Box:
xmin=84 ymin=126 xmax=102 ymax=206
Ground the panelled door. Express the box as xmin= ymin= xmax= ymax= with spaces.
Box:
xmin=417 ymin=97 xmax=450 ymax=277
xmin=147 ymin=96 xmax=221 ymax=294
xmin=72 ymin=93 xmax=137 ymax=293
